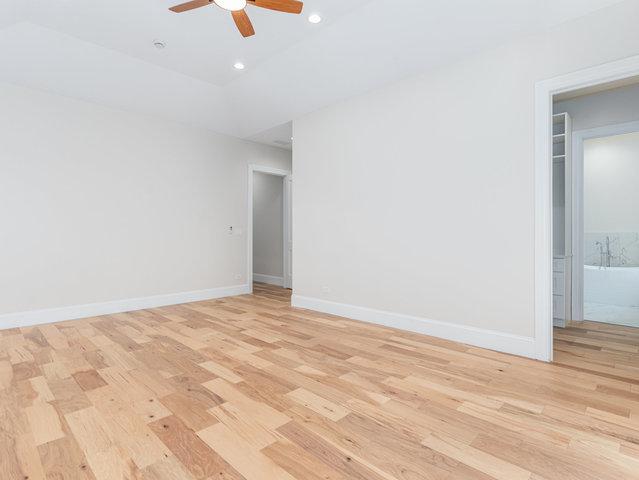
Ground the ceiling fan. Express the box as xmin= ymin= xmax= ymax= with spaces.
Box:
xmin=169 ymin=0 xmax=304 ymax=38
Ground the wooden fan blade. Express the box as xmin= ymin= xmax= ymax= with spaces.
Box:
xmin=170 ymin=0 xmax=211 ymax=13
xmin=232 ymin=9 xmax=255 ymax=37
xmin=247 ymin=0 xmax=303 ymax=14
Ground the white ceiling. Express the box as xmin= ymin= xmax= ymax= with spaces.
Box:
xmin=20 ymin=0 xmax=371 ymax=87
xmin=0 ymin=0 xmax=627 ymax=145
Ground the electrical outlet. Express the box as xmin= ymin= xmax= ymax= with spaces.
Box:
xmin=321 ymin=286 xmax=331 ymax=294
xmin=234 ymin=274 xmax=242 ymax=280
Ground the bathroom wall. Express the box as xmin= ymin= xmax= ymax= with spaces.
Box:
xmin=584 ymin=131 xmax=639 ymax=267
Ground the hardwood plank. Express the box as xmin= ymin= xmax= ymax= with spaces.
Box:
xmin=149 ymin=414 xmax=243 ymax=480
xmin=286 ymin=387 xmax=350 ymax=421
xmin=197 ymin=422 xmax=297 ymax=480
xmin=421 ymin=433 xmax=532 ymax=480
xmin=198 ymin=360 xmax=243 ymax=384
xmin=262 ymin=439 xmax=348 ymax=480
xmin=73 ymin=370 xmax=108 ymax=392
xmin=25 ymin=401 xmax=66 ymax=446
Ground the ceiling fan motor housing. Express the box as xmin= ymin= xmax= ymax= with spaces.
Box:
xmin=213 ymin=0 xmax=247 ymax=11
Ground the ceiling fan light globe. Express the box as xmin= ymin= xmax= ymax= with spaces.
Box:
xmin=214 ymin=0 xmax=247 ymax=11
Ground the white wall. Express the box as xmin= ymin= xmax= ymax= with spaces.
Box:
xmin=0 ymin=82 xmax=291 ymax=319
xmin=555 ymin=83 xmax=639 ymax=131
xmin=584 ymin=132 xmax=639 ymax=233
xmin=292 ymin=0 xmax=639 ymax=344
xmin=253 ymin=172 xmax=284 ymax=281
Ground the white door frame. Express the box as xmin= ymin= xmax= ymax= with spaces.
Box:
xmin=534 ymin=54 xmax=639 ymax=362
xmin=247 ymin=164 xmax=293 ymax=293
xmin=570 ymin=120 xmax=639 ymax=324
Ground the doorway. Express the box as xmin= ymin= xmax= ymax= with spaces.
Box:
xmin=549 ymin=86 xmax=639 ymax=372
xmin=534 ymin=55 xmax=639 ymax=362
xmin=552 ymin=89 xmax=639 ymax=331
xmin=247 ymin=165 xmax=292 ymax=293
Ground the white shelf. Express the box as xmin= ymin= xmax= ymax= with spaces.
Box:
xmin=553 ymin=133 xmax=566 ymax=144
xmin=553 ymin=112 xmax=567 ymax=121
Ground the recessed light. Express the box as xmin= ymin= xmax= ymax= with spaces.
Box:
xmin=308 ymin=14 xmax=322 ymax=24
xmin=214 ymin=0 xmax=247 ymax=12
xmin=234 ymin=62 xmax=245 ymax=70
xmin=153 ymin=40 xmax=166 ymax=50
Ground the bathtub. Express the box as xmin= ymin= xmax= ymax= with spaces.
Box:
xmin=584 ymin=265 xmax=639 ymax=307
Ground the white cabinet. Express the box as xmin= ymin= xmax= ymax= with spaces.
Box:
xmin=553 ymin=256 xmax=568 ymax=325
xmin=553 ymin=293 xmax=566 ymax=323
xmin=552 ymin=258 xmax=565 ymax=272
xmin=553 ymin=272 xmax=565 ymax=296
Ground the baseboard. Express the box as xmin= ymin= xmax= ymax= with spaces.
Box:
xmin=253 ymin=274 xmax=284 ymax=287
xmin=291 ymin=295 xmax=539 ymax=360
xmin=0 ymin=284 xmax=251 ymax=330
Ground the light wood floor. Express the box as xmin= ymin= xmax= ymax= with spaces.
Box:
xmin=1 ymin=283 xmax=638 ymax=480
